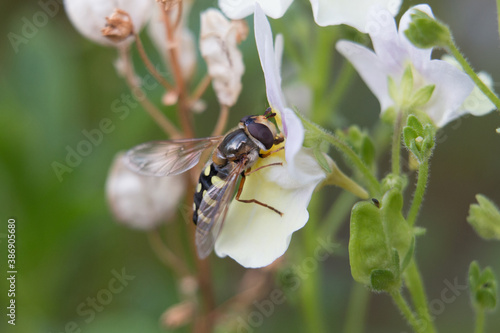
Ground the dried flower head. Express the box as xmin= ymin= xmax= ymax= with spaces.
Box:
xmin=102 ymin=9 xmax=134 ymax=43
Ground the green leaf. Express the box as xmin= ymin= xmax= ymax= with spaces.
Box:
xmin=361 ymin=135 xmax=375 ymax=167
xmin=467 ymin=194 xmax=500 ymax=240
xmin=400 ymin=66 xmax=414 ymax=103
xmin=407 ymin=115 xmax=424 ymax=134
xmin=349 ymin=189 xmax=412 ymax=292
xmin=410 ymin=84 xmax=435 ymax=108
xmin=313 ymin=148 xmax=333 ymax=174
xmin=400 ymin=237 xmax=415 ymax=272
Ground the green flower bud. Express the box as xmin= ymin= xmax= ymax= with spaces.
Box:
xmin=336 ymin=126 xmax=376 ymax=168
xmin=349 ymin=189 xmax=413 ymax=292
xmin=404 ymin=10 xmax=452 ymax=49
xmin=403 ymin=114 xmax=436 ymax=163
xmin=467 ymin=194 xmax=500 ymax=240
xmin=469 ymin=261 xmax=498 ymax=311
xmin=381 ymin=173 xmax=408 ymax=193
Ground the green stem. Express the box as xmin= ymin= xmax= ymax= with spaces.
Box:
xmin=446 ymin=42 xmax=500 ymax=111
xmin=392 ymin=112 xmax=403 ymax=175
xmin=407 ymin=160 xmax=429 ymax=227
xmin=300 ymin=198 xmax=327 ymax=333
xmin=324 ymin=133 xmax=381 ymax=196
xmin=327 ymin=61 xmax=355 ymax=114
xmin=404 ymin=260 xmax=437 ymax=333
xmin=320 ymin=191 xmax=357 ymax=238
xmin=343 ymin=283 xmax=370 ymax=333
xmin=390 ymin=290 xmax=422 ymax=333
xmin=497 ymin=0 xmax=500 ymax=40
xmin=474 ymin=308 xmax=485 ymax=333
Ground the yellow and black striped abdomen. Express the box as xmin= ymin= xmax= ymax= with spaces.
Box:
xmin=193 ymin=163 xmax=228 ymax=225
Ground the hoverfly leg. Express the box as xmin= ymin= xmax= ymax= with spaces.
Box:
xmin=244 ymin=162 xmax=283 ymax=176
xmin=236 ymin=173 xmax=283 ymax=216
xmin=259 ymin=145 xmax=285 ymax=159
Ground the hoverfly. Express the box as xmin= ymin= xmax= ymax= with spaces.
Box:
xmin=125 ymin=109 xmax=285 ymax=259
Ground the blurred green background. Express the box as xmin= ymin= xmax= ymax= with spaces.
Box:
xmin=1 ymin=0 xmax=499 ymax=332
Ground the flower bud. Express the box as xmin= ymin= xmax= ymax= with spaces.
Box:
xmin=200 ymin=9 xmax=245 ymax=107
xmin=404 ymin=9 xmax=451 ymax=49
xmin=469 ymin=261 xmax=498 ymax=311
xmin=403 ymin=114 xmax=435 ymax=163
xmin=467 ymin=194 xmax=500 ymax=240
xmin=64 ymin=0 xmax=153 ymax=46
xmin=106 ymin=152 xmax=185 ymax=230
xmin=349 ymin=189 xmax=413 ymax=292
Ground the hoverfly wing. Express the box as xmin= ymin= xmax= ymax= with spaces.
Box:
xmin=195 ymin=162 xmax=246 ymax=259
xmin=125 ymin=137 xmax=224 ymax=177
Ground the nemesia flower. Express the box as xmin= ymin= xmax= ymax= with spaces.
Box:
xmin=200 ymin=9 xmax=245 ymax=107
xmin=64 ymin=0 xmax=153 ymax=46
xmin=214 ymin=4 xmax=328 ymax=268
xmin=106 ymin=153 xmax=185 ymax=230
xmin=218 ymin=0 xmax=402 ymax=33
xmin=336 ymin=5 xmax=475 ymax=127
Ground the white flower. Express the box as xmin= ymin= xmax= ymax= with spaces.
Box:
xmin=336 ymin=5 xmax=475 ymax=127
xmin=214 ymin=4 xmax=327 ymax=268
xmin=218 ymin=0 xmax=402 ymax=33
xmin=200 ymin=9 xmax=245 ymax=107
xmin=64 ymin=0 xmax=153 ymax=46
xmin=106 ymin=152 xmax=185 ymax=230
xmin=441 ymin=55 xmax=496 ymax=117
xmin=148 ymin=2 xmax=197 ymax=81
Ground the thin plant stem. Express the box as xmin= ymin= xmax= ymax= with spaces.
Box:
xmin=162 ymin=6 xmax=194 ymax=138
xmin=407 ymin=160 xmax=429 ymax=227
xmin=403 ymin=260 xmax=437 ymax=333
xmin=392 ymin=112 xmax=403 ymax=175
xmin=342 ymin=282 xmax=370 ymax=333
xmin=446 ymin=42 xmax=500 ymax=112
xmin=390 ymin=289 xmax=422 ymax=333
xmin=148 ymin=229 xmax=191 ymax=278
xmin=474 ymin=308 xmax=485 ymax=333
xmin=327 ymin=61 xmax=355 ymax=116
xmin=324 ymin=133 xmax=381 ymax=196
xmin=497 ymin=0 xmax=500 ymax=40
xmin=300 ymin=197 xmax=327 ymax=333
xmin=320 ymin=191 xmax=357 ymax=238
xmin=211 ymin=104 xmax=230 ymax=137
xmin=133 ymin=31 xmax=174 ymax=92
xmin=190 ymin=74 xmax=212 ymax=102
xmin=119 ymin=46 xmax=181 ymax=138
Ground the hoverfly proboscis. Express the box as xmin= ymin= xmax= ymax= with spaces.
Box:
xmin=125 ymin=109 xmax=285 ymax=259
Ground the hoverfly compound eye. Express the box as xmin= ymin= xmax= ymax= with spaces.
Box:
xmin=240 ymin=115 xmax=254 ymax=125
xmin=247 ymin=123 xmax=274 ymax=150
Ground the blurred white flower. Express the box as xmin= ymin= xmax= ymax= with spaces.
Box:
xmin=106 ymin=152 xmax=185 ymax=230
xmin=214 ymin=4 xmax=327 ymax=268
xmin=441 ymin=55 xmax=496 ymax=117
xmin=218 ymin=0 xmax=402 ymax=33
xmin=200 ymin=9 xmax=245 ymax=107
xmin=336 ymin=5 xmax=475 ymax=127
xmin=148 ymin=2 xmax=197 ymax=81
xmin=64 ymin=0 xmax=153 ymax=46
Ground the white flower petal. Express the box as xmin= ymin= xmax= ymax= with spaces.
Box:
xmin=219 ymin=0 xmax=293 ymax=19
xmin=441 ymin=55 xmax=496 ymax=117
xmin=64 ymin=0 xmax=153 ymax=46
xmin=215 ymin=150 xmax=326 ymax=268
xmin=309 ymin=0 xmax=402 ymax=32
xmin=254 ymin=4 xmax=287 ymax=116
xmin=420 ymin=60 xmax=474 ymax=127
xmin=106 ymin=153 xmax=185 ymax=230
xmin=200 ymin=9 xmax=245 ymax=107
xmin=336 ymin=40 xmax=393 ymax=112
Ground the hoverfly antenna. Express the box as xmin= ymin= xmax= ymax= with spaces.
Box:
xmin=264 ymin=107 xmax=273 ymax=118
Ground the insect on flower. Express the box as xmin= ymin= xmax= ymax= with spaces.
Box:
xmin=125 ymin=109 xmax=285 ymax=259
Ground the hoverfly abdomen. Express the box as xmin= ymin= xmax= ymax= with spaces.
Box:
xmin=193 ymin=163 xmax=228 ymax=225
